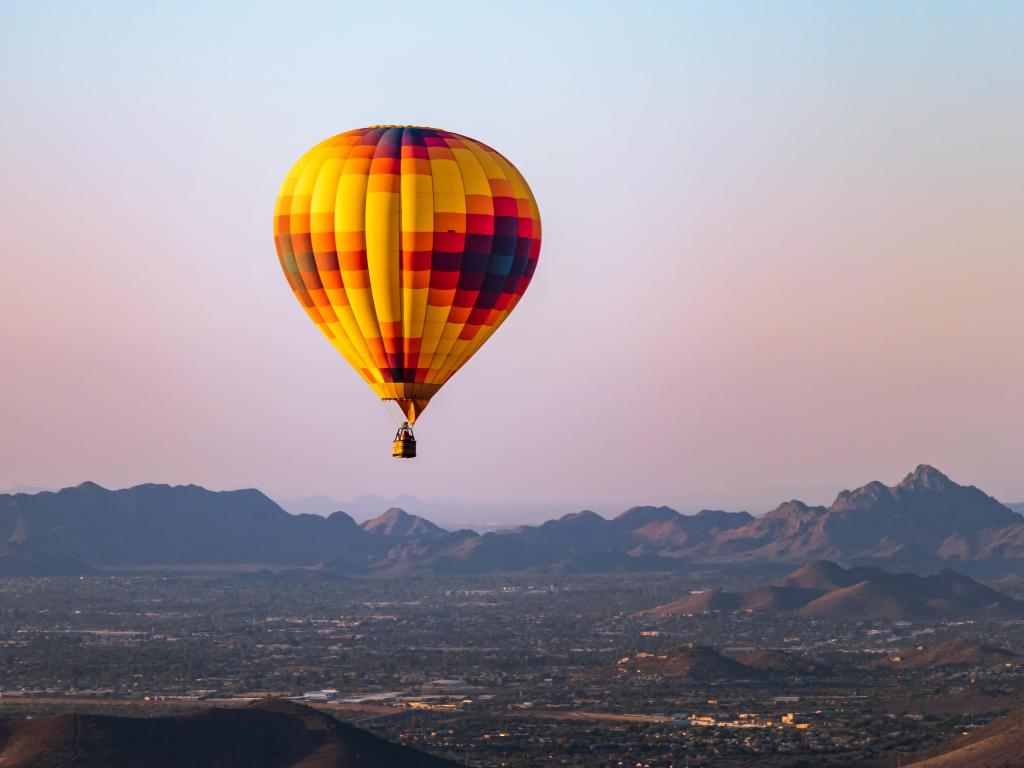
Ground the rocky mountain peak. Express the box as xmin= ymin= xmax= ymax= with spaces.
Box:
xmin=559 ymin=509 xmax=605 ymax=524
xmin=898 ymin=464 xmax=953 ymax=492
xmin=361 ymin=507 xmax=446 ymax=538
xmin=614 ymin=506 xmax=679 ymax=528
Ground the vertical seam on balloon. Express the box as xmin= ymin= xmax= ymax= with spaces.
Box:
xmin=410 ymin=127 xmax=460 ymax=400
xmin=310 ymin=135 xmax=381 ymax=381
xmin=410 ymin=129 xmax=464 ymax=396
xmin=343 ymin=128 xmax=391 ymax=390
xmin=405 ymin=127 xmax=434 ymax=401
xmin=395 ymin=127 xmax=407 ymax=396
xmin=366 ymin=127 xmax=404 ymax=395
xmin=418 ymin=129 xmax=479 ymax=394
xmin=426 ymin=162 xmax=483 ymax=385
xmin=327 ymin=130 xmax=386 ymax=385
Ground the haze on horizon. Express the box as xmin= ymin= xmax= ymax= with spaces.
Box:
xmin=1 ymin=2 xmax=1022 ymax=518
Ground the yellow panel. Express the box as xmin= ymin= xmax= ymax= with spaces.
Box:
xmin=490 ymin=152 xmax=532 ymax=201
xmin=433 ymin=193 xmax=467 ymax=214
xmin=429 ymin=158 xmax=463 ymax=193
xmin=400 ymin=166 xmax=433 ymax=360
xmin=334 ymin=149 xmax=388 ymax=372
xmin=303 ymin=145 xmax=381 ymax=379
xmin=450 ymin=148 xmax=491 ymax=195
xmin=463 ymin=142 xmax=504 ymax=180
xmin=324 ymin=321 xmax=372 ymax=379
xmin=402 ymin=286 xmax=430 ymax=338
xmin=401 ymin=175 xmax=435 ymax=232
xmin=336 ymin=173 xmax=369 ymax=231
xmin=310 ymin=158 xmax=344 ymax=214
xmin=431 ymin=338 xmax=470 ymax=380
xmin=416 ymin=305 xmax=453 ymax=369
xmin=364 ymin=191 xmax=401 ymax=325
xmin=292 ymin=147 xmax=333 ymax=201
xmin=440 ymin=324 xmax=501 ymax=381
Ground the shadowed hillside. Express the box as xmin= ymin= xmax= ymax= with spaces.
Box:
xmin=615 ymin=644 xmax=764 ymax=681
xmin=0 ymin=699 xmax=461 ymax=768
xmin=879 ymin=638 xmax=1022 ymax=670
xmin=733 ymin=649 xmax=832 ymax=676
xmin=899 ymin=707 xmax=1024 ymax=767
xmin=0 ymin=483 xmax=378 ymax=569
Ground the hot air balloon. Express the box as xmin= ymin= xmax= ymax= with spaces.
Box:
xmin=274 ymin=126 xmax=541 ymax=457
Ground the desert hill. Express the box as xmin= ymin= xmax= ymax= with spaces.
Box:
xmin=0 ymin=699 xmax=461 ymax=767
xmin=732 ymin=649 xmax=831 ymax=676
xmin=898 ymin=706 xmax=1024 ymax=767
xmin=616 ymin=643 xmax=764 ymax=680
xmin=645 ymin=561 xmax=1024 ymax=620
xmin=360 ymin=507 xmax=447 ymax=539
xmin=882 ymin=638 xmax=1022 ymax=670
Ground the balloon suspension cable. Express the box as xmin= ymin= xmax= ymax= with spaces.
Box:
xmin=379 ymin=398 xmax=403 ymax=429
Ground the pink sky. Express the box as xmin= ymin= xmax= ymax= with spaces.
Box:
xmin=1 ymin=4 xmax=1022 ymax=515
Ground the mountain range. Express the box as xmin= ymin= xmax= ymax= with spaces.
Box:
xmin=2 ymin=465 xmax=1023 ymax=576
xmin=642 ymin=560 xmax=1024 ymax=620
xmin=0 ymin=699 xmax=460 ymax=767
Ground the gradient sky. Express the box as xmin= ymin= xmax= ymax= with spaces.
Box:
xmin=2 ymin=1 xmax=1022 ymax=517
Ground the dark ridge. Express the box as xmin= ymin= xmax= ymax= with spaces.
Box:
xmin=901 ymin=706 xmax=1024 ymax=767
xmin=0 ymin=698 xmax=462 ymax=767
xmin=616 ymin=643 xmax=765 ymax=681
xmin=882 ymin=638 xmax=1022 ymax=670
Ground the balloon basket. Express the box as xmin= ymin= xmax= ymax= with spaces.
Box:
xmin=392 ymin=422 xmax=417 ymax=458
xmin=392 ymin=438 xmax=416 ymax=458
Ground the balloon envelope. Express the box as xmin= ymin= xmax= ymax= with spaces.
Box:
xmin=275 ymin=126 xmax=541 ymax=423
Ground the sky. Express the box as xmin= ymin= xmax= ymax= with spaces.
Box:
xmin=1 ymin=1 xmax=1022 ymax=519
